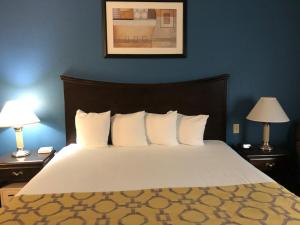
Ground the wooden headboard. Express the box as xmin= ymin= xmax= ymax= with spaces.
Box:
xmin=61 ymin=74 xmax=229 ymax=145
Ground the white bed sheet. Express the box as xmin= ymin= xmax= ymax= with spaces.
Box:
xmin=18 ymin=140 xmax=272 ymax=195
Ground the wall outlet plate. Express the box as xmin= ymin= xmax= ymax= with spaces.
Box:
xmin=233 ymin=123 xmax=240 ymax=134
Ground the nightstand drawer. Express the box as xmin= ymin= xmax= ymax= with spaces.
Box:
xmin=0 ymin=167 xmax=41 ymax=182
xmin=0 ymin=183 xmax=26 ymax=207
xmin=249 ymin=157 xmax=287 ymax=172
xmin=1 ymin=189 xmax=19 ymax=206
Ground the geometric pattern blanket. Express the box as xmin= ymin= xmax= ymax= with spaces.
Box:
xmin=0 ymin=182 xmax=299 ymax=225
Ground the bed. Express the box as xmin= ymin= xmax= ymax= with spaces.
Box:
xmin=0 ymin=75 xmax=299 ymax=225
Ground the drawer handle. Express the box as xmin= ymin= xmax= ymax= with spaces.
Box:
xmin=11 ymin=171 xmax=23 ymax=176
xmin=265 ymin=162 xmax=275 ymax=168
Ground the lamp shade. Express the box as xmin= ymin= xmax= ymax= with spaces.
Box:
xmin=0 ymin=100 xmax=40 ymax=128
xmin=246 ymin=97 xmax=289 ymax=123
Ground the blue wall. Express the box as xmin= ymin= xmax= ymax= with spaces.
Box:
xmin=0 ymin=0 xmax=299 ymax=155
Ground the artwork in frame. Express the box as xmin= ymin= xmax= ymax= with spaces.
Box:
xmin=104 ymin=0 xmax=186 ymax=57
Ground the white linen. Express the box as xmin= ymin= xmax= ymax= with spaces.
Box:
xmin=146 ymin=111 xmax=178 ymax=145
xmin=178 ymin=114 xmax=209 ymax=145
xmin=111 ymin=111 xmax=148 ymax=147
xmin=18 ymin=141 xmax=272 ymax=196
xmin=75 ymin=110 xmax=110 ymax=147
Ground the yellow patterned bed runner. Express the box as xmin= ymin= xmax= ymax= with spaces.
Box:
xmin=0 ymin=182 xmax=300 ymax=225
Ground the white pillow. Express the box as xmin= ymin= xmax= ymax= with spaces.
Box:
xmin=75 ymin=110 xmax=111 ymax=148
xmin=146 ymin=111 xmax=178 ymax=145
xmin=178 ymin=114 xmax=209 ymax=146
xmin=111 ymin=111 xmax=148 ymax=147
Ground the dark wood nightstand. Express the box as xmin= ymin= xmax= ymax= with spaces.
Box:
xmin=0 ymin=150 xmax=55 ymax=206
xmin=0 ymin=150 xmax=55 ymax=184
xmin=236 ymin=146 xmax=289 ymax=173
xmin=235 ymin=145 xmax=296 ymax=191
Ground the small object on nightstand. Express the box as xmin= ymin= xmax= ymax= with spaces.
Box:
xmin=242 ymin=144 xmax=251 ymax=149
xmin=38 ymin=146 xmax=53 ymax=154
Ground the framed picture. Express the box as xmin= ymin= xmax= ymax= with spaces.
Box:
xmin=103 ymin=0 xmax=186 ymax=57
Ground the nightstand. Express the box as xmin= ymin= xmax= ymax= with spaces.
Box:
xmin=236 ymin=146 xmax=289 ymax=173
xmin=235 ymin=145 xmax=295 ymax=190
xmin=0 ymin=150 xmax=55 ymax=206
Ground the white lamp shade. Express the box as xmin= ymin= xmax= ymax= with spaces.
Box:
xmin=0 ymin=100 xmax=40 ymax=128
xmin=246 ymin=97 xmax=289 ymax=123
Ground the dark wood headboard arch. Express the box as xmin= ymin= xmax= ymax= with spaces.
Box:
xmin=61 ymin=74 xmax=229 ymax=145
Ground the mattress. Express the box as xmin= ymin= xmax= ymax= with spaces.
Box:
xmin=2 ymin=141 xmax=300 ymax=224
xmin=18 ymin=140 xmax=272 ymax=195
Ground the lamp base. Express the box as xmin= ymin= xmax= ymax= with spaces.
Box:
xmin=260 ymin=143 xmax=273 ymax=152
xmin=11 ymin=150 xmax=30 ymax=158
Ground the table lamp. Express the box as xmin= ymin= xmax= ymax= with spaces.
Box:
xmin=246 ymin=97 xmax=289 ymax=152
xmin=0 ymin=100 xmax=40 ymax=157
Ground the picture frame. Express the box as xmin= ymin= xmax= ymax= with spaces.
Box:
xmin=103 ymin=0 xmax=186 ymax=58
